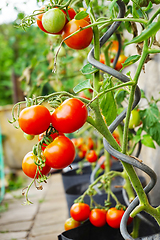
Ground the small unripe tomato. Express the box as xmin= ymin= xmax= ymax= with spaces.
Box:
xmin=42 ymin=8 xmax=66 ymax=33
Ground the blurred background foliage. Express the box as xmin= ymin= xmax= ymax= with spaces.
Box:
xmin=0 ymin=0 xmax=90 ymax=106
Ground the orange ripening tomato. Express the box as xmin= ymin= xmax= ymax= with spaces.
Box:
xmin=51 ymin=98 xmax=88 ymax=134
xmin=64 ymin=217 xmax=81 ymax=231
xmin=100 ymin=53 xmax=105 ymax=64
xmin=110 ymin=40 xmax=119 ymax=53
xmin=111 ymin=54 xmax=128 ymax=71
xmin=44 ymin=135 xmax=76 ymax=169
xmin=19 ymin=105 xmax=51 ymax=135
xmin=22 ymin=151 xmax=51 ymax=179
xmin=62 ymin=19 xmax=93 ymax=50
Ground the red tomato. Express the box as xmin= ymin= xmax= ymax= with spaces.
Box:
xmin=111 ymin=54 xmax=127 ymax=71
xmin=106 ymin=207 xmax=133 ymax=229
xmin=36 ymin=6 xmax=50 ymax=33
xmin=44 ymin=135 xmax=76 ymax=169
xmin=22 ymin=151 xmax=51 ymax=179
xmin=86 ymin=150 xmax=98 ymax=163
xmin=62 ymin=19 xmax=93 ymax=50
xmin=19 ymin=105 xmax=51 ymax=135
xmin=64 ymin=217 xmax=81 ymax=231
xmin=38 ymin=132 xmax=64 ymax=151
xmin=51 ymin=98 xmax=88 ymax=134
xmin=70 ymin=203 xmax=90 ymax=222
xmin=89 ymin=209 xmax=106 ymax=227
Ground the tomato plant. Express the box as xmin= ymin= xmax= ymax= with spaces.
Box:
xmin=70 ymin=203 xmax=90 ymax=222
xmin=44 ymin=135 xmax=76 ymax=169
xmin=64 ymin=217 xmax=81 ymax=230
xmin=18 ymin=105 xmax=51 ymax=135
xmin=106 ymin=207 xmax=133 ymax=228
xmin=22 ymin=151 xmax=51 ymax=179
xmin=42 ymin=8 xmax=66 ymax=33
xmin=86 ymin=150 xmax=98 ymax=163
xmin=89 ymin=209 xmax=106 ymax=227
xmin=62 ymin=19 xmax=93 ymax=49
xmin=51 ymin=98 xmax=88 ymax=133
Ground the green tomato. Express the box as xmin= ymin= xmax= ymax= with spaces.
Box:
xmin=128 ymin=109 xmax=141 ymax=129
xmin=54 ymin=45 xmax=66 ymax=57
xmin=24 ymin=133 xmax=35 ymax=140
xmin=42 ymin=8 xmax=66 ymax=34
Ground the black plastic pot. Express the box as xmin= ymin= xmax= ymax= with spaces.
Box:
xmin=58 ymin=209 xmax=160 ymax=240
xmin=61 ymin=164 xmax=92 ymax=192
xmin=61 ymin=160 xmax=123 ymax=192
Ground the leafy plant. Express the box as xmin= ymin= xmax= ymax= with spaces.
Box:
xmin=7 ymin=0 xmax=160 ymax=238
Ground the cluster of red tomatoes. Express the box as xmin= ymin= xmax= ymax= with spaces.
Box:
xmin=71 ymin=137 xmax=98 ymax=163
xmin=19 ymin=98 xmax=88 ymax=179
xmin=64 ymin=202 xmax=133 ymax=230
xmin=36 ymin=6 xmax=93 ymax=50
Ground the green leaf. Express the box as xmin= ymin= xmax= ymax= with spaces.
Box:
xmin=73 ymin=80 xmax=92 ymax=93
xmin=81 ymin=63 xmax=98 ymax=75
xmin=124 ymin=21 xmax=133 ymax=34
xmin=133 ymin=134 xmax=141 ymax=144
xmin=100 ymin=80 xmax=117 ymax=125
xmin=140 ymin=103 xmax=160 ymax=145
xmin=141 ymin=134 xmax=156 ymax=148
xmin=126 ymin=21 xmax=160 ymax=45
xmin=122 ymin=55 xmax=141 ymax=68
xmin=109 ymin=0 xmax=117 ymax=13
xmin=75 ymin=11 xmax=88 ymax=20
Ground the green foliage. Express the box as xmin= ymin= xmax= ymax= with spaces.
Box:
xmin=140 ymin=103 xmax=160 ymax=146
xmin=0 ymin=23 xmax=50 ymax=105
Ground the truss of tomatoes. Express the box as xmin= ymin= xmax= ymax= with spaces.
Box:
xmin=36 ymin=6 xmax=93 ymax=50
xmin=65 ymin=203 xmax=133 ymax=230
xmin=19 ymin=98 xmax=88 ymax=179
